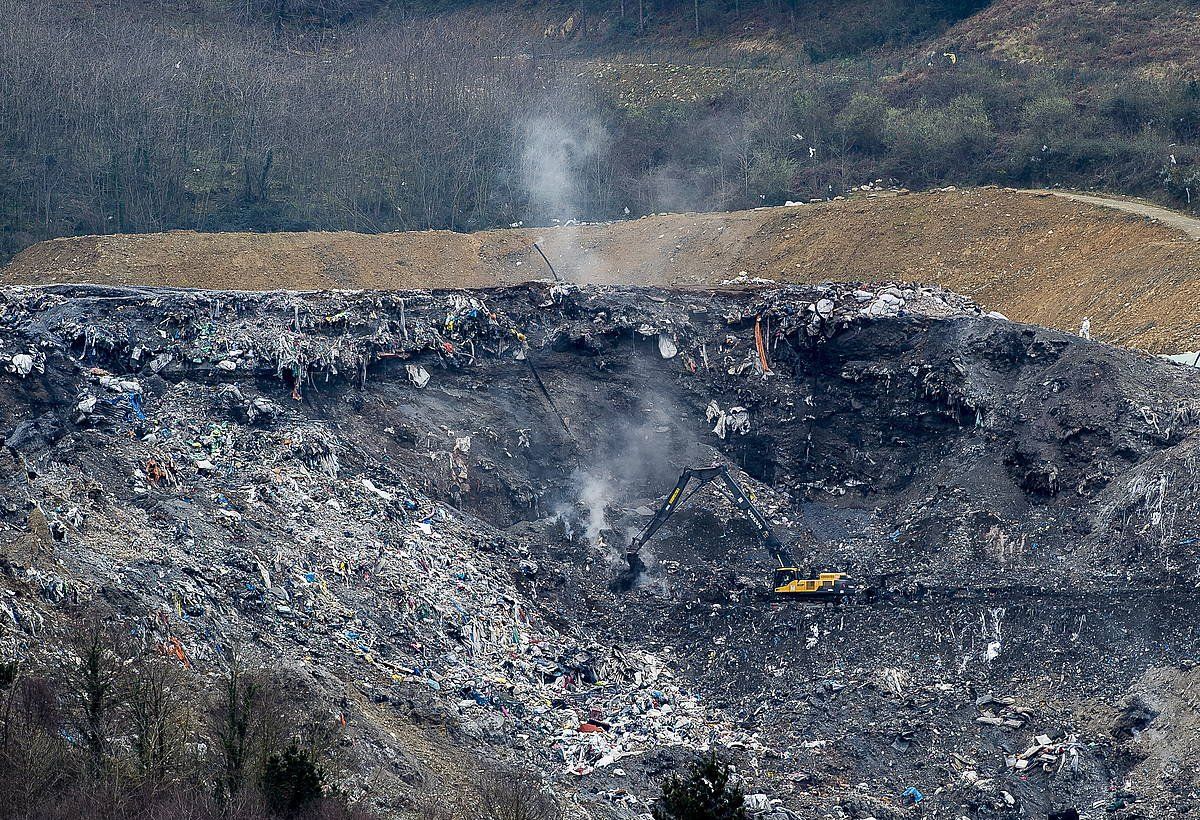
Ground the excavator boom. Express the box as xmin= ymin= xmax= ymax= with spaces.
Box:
xmin=627 ymin=463 xmax=854 ymax=602
xmin=630 ymin=465 xmax=793 ymax=566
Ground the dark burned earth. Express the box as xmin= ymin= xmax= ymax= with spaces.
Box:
xmin=3 ymin=282 xmax=1200 ymax=820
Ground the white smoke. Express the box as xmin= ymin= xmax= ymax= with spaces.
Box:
xmin=520 ymin=114 xmax=607 ymax=220
xmin=520 ymin=114 xmax=610 ymax=281
xmin=551 ymin=502 xmax=576 ymax=541
xmin=576 ymin=469 xmax=611 ymax=546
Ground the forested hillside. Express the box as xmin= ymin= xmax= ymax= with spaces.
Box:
xmin=1 ymin=0 xmax=1198 ymax=262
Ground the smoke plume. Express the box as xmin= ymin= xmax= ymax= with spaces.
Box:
xmin=520 ymin=113 xmax=610 ymax=281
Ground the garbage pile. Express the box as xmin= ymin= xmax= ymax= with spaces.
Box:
xmin=2 ymin=281 xmax=1200 ymax=819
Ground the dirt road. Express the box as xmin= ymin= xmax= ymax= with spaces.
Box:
xmin=5 ymin=187 xmax=1200 ymax=352
xmin=1024 ymin=189 xmax=1200 ymax=240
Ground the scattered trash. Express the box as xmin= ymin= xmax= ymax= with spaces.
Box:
xmin=0 ymin=279 xmax=1193 ymax=817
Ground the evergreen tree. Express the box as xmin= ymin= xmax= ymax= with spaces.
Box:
xmin=653 ymin=751 xmax=747 ymax=820
xmin=261 ymin=743 xmax=325 ymax=818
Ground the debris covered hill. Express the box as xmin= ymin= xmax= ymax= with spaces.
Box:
xmin=5 ymin=189 xmax=1200 ymax=353
xmin=2 ymin=281 xmax=1200 ymax=819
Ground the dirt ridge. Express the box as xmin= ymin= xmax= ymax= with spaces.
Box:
xmin=5 ymin=187 xmax=1200 ymax=352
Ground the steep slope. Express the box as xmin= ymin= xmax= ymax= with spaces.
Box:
xmin=6 ymin=188 xmax=1200 ymax=352
xmin=4 ymin=281 xmax=1200 ymax=817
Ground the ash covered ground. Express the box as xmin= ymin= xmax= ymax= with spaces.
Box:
xmin=2 ymin=281 xmax=1200 ymax=820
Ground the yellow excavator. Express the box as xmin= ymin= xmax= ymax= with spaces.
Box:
xmin=626 ymin=463 xmax=856 ymax=602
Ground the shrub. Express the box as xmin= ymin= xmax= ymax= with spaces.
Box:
xmin=837 ymin=93 xmax=890 ymax=155
xmin=262 ymin=744 xmax=327 ymax=818
xmin=653 ymin=751 xmax=746 ymax=820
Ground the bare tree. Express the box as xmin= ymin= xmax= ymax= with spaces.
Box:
xmin=472 ymin=765 xmax=562 ymax=820
xmin=0 ymin=666 xmax=70 ymax=817
xmin=63 ymin=621 xmax=129 ymax=779
xmin=127 ymin=655 xmax=197 ymax=790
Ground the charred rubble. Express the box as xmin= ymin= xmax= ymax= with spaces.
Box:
xmin=2 ymin=281 xmax=1200 ymax=819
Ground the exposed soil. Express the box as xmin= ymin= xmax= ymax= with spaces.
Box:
xmin=5 ymin=188 xmax=1200 ymax=353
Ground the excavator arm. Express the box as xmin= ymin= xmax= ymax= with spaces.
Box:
xmin=626 ymin=463 xmax=854 ymax=604
xmin=628 ymin=464 xmax=795 ymax=566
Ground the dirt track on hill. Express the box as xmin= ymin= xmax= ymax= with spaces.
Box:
xmin=1031 ymin=189 xmax=1200 ymax=239
xmin=5 ymin=187 xmax=1200 ymax=352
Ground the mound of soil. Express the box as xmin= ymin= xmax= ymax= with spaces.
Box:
xmin=6 ymin=188 xmax=1200 ymax=352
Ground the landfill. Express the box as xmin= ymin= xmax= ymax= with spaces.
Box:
xmin=2 ymin=281 xmax=1200 ymax=819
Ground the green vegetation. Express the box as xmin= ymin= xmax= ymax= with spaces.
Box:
xmin=0 ymin=0 xmax=1197 ymax=264
xmin=653 ymin=752 xmax=747 ymax=820
xmin=261 ymin=745 xmax=328 ymax=818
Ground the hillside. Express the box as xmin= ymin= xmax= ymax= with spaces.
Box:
xmin=939 ymin=0 xmax=1200 ymax=76
xmin=3 ymin=0 xmax=1199 ymax=266
xmin=8 ymin=3 xmax=1200 ymax=818
xmin=7 ymin=188 xmax=1200 ymax=353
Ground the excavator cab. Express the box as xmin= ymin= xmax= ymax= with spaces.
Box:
xmin=627 ymin=462 xmax=855 ymax=604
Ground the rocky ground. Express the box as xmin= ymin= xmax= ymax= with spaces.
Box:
xmin=2 ymin=281 xmax=1200 ymax=819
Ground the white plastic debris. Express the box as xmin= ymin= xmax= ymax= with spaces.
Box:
xmin=706 ymin=401 xmax=750 ymax=439
xmin=1160 ymin=351 xmax=1200 ymax=368
xmin=657 ymin=333 xmax=678 ymax=359
xmin=406 ymin=364 xmax=431 ymax=388
xmin=361 ymin=478 xmax=394 ymax=502
xmin=10 ymin=353 xmax=35 ymax=376
xmin=99 ymin=375 xmax=142 ymax=393
xmin=745 ymin=795 xmax=772 ymax=812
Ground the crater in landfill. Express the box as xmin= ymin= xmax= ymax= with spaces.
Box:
xmin=4 ymin=282 xmax=1200 ymax=817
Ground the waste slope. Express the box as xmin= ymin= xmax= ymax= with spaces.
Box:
xmin=5 ymin=188 xmax=1200 ymax=352
xmin=2 ymin=282 xmax=1200 ymax=818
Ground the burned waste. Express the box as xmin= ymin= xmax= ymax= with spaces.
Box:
xmin=2 ymin=281 xmax=1200 ymax=819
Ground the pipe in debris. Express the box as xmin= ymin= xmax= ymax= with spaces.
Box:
xmin=532 ymin=243 xmax=562 ymax=283
xmin=525 ymin=358 xmax=571 ymax=434
xmin=754 ymin=316 xmax=773 ymax=375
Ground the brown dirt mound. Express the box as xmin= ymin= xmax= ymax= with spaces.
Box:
xmin=5 ymin=187 xmax=1200 ymax=353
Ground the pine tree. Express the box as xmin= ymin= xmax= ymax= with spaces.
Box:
xmin=653 ymin=751 xmax=747 ymax=820
xmin=261 ymin=743 xmax=325 ymax=818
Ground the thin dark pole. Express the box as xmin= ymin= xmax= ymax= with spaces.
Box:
xmin=533 ymin=242 xmax=562 ymax=282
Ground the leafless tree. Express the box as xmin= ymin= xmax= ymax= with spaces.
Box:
xmin=0 ymin=666 xmax=70 ymax=817
xmin=472 ymin=765 xmax=562 ymax=820
xmin=63 ymin=620 xmax=130 ymax=779
xmin=127 ymin=654 xmax=197 ymax=790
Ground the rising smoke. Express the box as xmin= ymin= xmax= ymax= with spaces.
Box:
xmin=520 ymin=114 xmax=608 ymax=219
xmin=557 ymin=381 xmax=700 ymax=570
xmin=519 ymin=115 xmax=711 ymax=572
xmin=575 ymin=469 xmax=612 ymax=545
xmin=520 ymin=113 xmax=611 ymax=280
